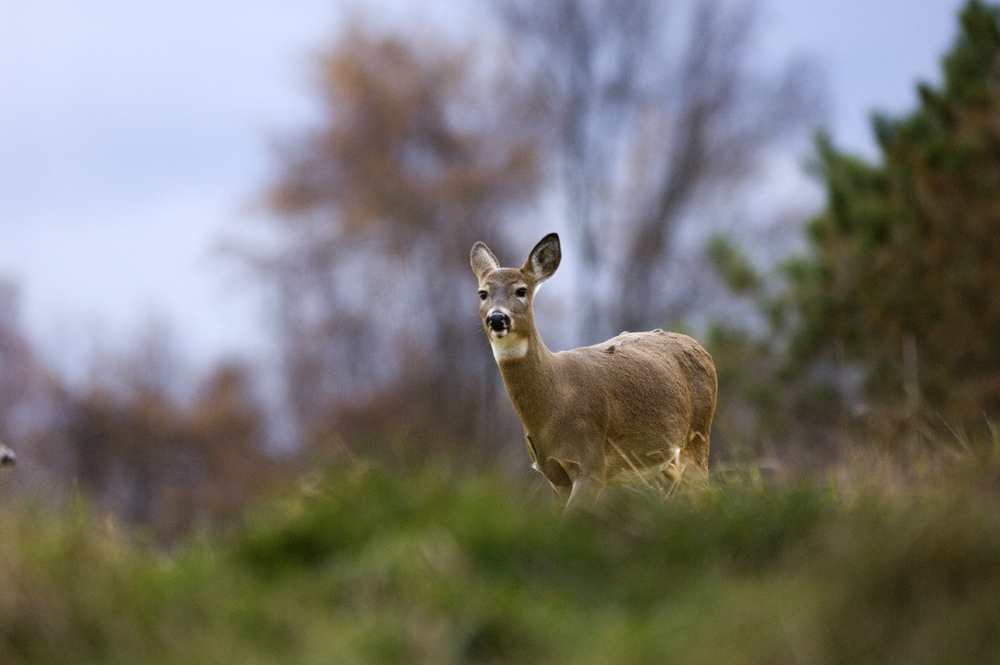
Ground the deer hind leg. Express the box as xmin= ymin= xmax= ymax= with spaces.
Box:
xmin=677 ymin=431 xmax=710 ymax=489
xmin=684 ymin=429 xmax=710 ymax=471
xmin=660 ymin=440 xmax=709 ymax=495
xmin=657 ymin=447 xmax=685 ymax=497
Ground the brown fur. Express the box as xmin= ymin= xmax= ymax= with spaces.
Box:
xmin=471 ymin=234 xmax=717 ymax=511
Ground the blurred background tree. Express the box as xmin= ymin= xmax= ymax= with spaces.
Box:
xmin=493 ymin=0 xmax=820 ymax=343
xmin=247 ymin=25 xmax=542 ymax=463
xmin=51 ymin=330 xmax=278 ymax=543
xmin=710 ymin=0 xmax=1000 ymax=457
xmin=1 ymin=290 xmax=280 ymax=543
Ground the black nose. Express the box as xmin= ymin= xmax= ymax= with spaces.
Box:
xmin=487 ymin=312 xmax=510 ymax=331
xmin=0 ymin=451 xmax=14 ymax=467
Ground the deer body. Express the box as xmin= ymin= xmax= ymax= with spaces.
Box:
xmin=472 ymin=234 xmax=717 ymax=511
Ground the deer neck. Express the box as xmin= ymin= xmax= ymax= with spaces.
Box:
xmin=494 ymin=328 xmax=557 ymax=432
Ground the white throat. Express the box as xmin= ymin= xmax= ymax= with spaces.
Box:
xmin=490 ymin=334 xmax=528 ymax=362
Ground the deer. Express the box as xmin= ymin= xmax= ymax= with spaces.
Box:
xmin=471 ymin=233 xmax=717 ymax=512
xmin=0 ymin=442 xmax=14 ymax=469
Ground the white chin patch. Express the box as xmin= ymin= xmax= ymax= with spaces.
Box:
xmin=491 ymin=335 xmax=528 ymax=362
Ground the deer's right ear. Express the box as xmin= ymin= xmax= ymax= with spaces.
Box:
xmin=471 ymin=242 xmax=500 ymax=281
xmin=524 ymin=233 xmax=561 ymax=284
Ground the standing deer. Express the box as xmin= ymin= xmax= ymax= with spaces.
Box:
xmin=471 ymin=233 xmax=717 ymax=511
xmin=0 ymin=442 xmax=14 ymax=469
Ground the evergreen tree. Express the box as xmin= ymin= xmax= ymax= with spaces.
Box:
xmin=781 ymin=0 xmax=1000 ymax=434
xmin=710 ymin=0 xmax=1000 ymax=452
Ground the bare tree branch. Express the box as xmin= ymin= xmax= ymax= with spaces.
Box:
xmin=492 ymin=0 xmax=820 ymax=341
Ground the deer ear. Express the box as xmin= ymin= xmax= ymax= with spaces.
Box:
xmin=524 ymin=233 xmax=561 ymax=284
xmin=471 ymin=241 xmax=500 ymax=281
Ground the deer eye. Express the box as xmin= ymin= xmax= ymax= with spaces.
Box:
xmin=478 ymin=290 xmax=488 ymax=301
xmin=516 ymin=287 xmax=528 ymax=298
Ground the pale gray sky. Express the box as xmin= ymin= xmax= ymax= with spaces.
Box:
xmin=0 ymin=0 xmax=968 ymax=374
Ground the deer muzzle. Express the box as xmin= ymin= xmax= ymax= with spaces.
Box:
xmin=487 ymin=312 xmax=510 ymax=332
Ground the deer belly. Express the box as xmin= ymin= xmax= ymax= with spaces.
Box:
xmin=603 ymin=440 xmax=683 ymax=486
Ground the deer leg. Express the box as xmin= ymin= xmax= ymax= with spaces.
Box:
xmin=684 ymin=429 xmax=710 ymax=471
xmin=550 ymin=457 xmax=605 ymax=512
xmin=565 ymin=476 xmax=604 ymax=512
xmin=542 ymin=451 xmax=605 ymax=513
xmin=551 ymin=485 xmax=571 ymax=513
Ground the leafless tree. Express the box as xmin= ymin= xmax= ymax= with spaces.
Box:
xmin=492 ymin=0 xmax=820 ymax=342
xmin=55 ymin=341 xmax=277 ymax=542
xmin=248 ymin=26 xmax=542 ymax=460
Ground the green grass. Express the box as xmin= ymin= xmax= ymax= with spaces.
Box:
xmin=2 ymin=452 xmax=1000 ymax=664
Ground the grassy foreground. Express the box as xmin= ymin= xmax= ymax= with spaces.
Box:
xmin=2 ymin=452 xmax=1000 ymax=665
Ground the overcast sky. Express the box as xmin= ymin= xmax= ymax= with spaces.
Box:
xmin=0 ymin=0 xmax=968 ymax=375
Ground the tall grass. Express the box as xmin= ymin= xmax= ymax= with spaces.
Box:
xmin=2 ymin=443 xmax=999 ymax=664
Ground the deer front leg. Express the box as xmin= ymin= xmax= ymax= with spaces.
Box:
xmin=552 ymin=457 xmax=605 ymax=513
xmin=550 ymin=479 xmax=603 ymax=513
xmin=565 ymin=475 xmax=604 ymax=511
xmin=551 ymin=484 xmax=571 ymax=513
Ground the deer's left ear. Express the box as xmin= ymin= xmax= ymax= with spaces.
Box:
xmin=523 ymin=233 xmax=561 ymax=285
xmin=471 ymin=242 xmax=500 ymax=281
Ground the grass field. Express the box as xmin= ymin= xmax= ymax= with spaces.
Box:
xmin=2 ymin=445 xmax=1000 ymax=665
